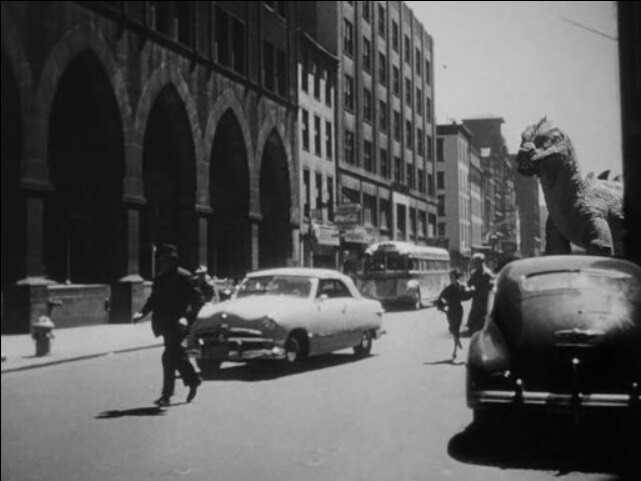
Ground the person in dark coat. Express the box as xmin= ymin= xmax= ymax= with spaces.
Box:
xmin=466 ymin=253 xmax=494 ymax=335
xmin=435 ymin=268 xmax=471 ymax=360
xmin=133 ymin=244 xmax=204 ymax=407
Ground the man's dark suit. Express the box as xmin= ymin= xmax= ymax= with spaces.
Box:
xmin=140 ymin=265 xmax=204 ymax=398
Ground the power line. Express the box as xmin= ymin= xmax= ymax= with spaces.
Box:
xmin=560 ymin=16 xmax=618 ymax=42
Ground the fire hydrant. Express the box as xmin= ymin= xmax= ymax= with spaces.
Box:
xmin=32 ymin=316 xmax=55 ymax=357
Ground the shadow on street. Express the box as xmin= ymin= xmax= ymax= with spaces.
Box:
xmin=95 ymin=406 xmax=168 ymax=419
xmin=199 ymin=353 xmax=378 ymax=382
xmin=423 ymin=358 xmax=465 ymax=366
xmin=448 ymin=417 xmax=640 ymax=479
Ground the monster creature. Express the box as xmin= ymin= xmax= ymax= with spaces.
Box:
xmin=515 ymin=118 xmax=623 ymax=256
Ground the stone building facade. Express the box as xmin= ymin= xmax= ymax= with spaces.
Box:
xmin=1 ymin=1 xmax=301 ymax=332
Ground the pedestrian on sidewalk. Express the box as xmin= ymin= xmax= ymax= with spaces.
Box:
xmin=435 ymin=268 xmax=471 ymax=361
xmin=466 ymin=253 xmax=494 ymax=336
xmin=133 ymin=244 xmax=204 ymax=407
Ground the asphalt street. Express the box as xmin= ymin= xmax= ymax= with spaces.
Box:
xmin=1 ymin=307 xmax=636 ymax=481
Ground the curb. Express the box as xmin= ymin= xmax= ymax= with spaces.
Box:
xmin=1 ymin=343 xmax=163 ymax=374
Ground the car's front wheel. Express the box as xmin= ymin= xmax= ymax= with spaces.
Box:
xmin=353 ymin=330 xmax=373 ymax=357
xmin=284 ymin=335 xmax=302 ymax=364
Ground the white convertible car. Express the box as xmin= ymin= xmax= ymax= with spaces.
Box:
xmin=189 ymin=268 xmax=385 ymax=372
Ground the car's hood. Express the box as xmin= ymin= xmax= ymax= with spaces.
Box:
xmin=193 ymin=295 xmax=311 ymax=331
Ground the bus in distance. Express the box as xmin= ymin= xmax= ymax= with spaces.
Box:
xmin=356 ymin=241 xmax=450 ymax=310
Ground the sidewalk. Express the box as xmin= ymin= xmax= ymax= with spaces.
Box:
xmin=1 ymin=321 xmax=162 ymax=374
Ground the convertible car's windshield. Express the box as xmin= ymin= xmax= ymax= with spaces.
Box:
xmin=236 ymin=275 xmax=312 ymax=299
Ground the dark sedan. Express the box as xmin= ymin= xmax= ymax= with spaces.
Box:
xmin=466 ymin=255 xmax=641 ymax=425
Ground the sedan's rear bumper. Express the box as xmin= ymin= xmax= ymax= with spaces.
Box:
xmin=468 ymin=389 xmax=640 ymax=411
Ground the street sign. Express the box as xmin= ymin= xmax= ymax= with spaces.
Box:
xmin=334 ymin=204 xmax=361 ymax=226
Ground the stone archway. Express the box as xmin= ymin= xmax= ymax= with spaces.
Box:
xmin=259 ymin=129 xmax=292 ymax=268
xmin=140 ymin=84 xmax=199 ymax=278
xmin=209 ymin=109 xmax=251 ymax=278
xmin=44 ymin=50 xmax=126 ymax=284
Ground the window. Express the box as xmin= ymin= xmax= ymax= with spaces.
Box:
xmin=303 ymin=169 xmax=310 ymax=217
xmin=394 ymin=156 xmax=402 ymax=183
xmin=379 ymin=100 xmax=387 ymax=130
xmin=314 ymin=63 xmax=321 ymax=99
xmin=362 ymin=1 xmax=370 ymax=22
xmin=325 ymin=75 xmax=332 ymax=106
xmin=363 ymin=88 xmax=372 ymax=122
xmin=175 ymin=3 xmax=192 ymax=46
xmin=315 ymin=173 xmax=323 ymax=213
xmin=380 ymin=148 xmax=389 ymax=178
xmin=419 ymin=210 xmax=427 ymax=238
xmin=344 ymin=130 xmax=355 ymax=165
xmin=363 ymin=194 xmax=377 ymax=226
xmin=404 ymin=36 xmax=411 ymax=64
xmin=437 ymin=171 xmax=445 ymax=189
xmin=415 ymin=48 xmax=421 ymax=75
xmin=215 ymin=7 xmax=229 ymax=66
xmin=230 ymin=18 xmax=246 ymax=74
xmin=276 ymin=48 xmax=287 ymax=96
xmin=426 ymin=97 xmax=432 ymax=122
xmin=327 ymin=177 xmax=334 ymax=219
xmin=396 ymin=204 xmax=406 ymax=239
xmin=425 ymin=58 xmax=431 ymax=85
xmin=325 ymin=121 xmax=333 ymax=160
xmin=363 ymin=37 xmax=372 ymax=72
xmin=405 ymin=77 xmax=412 ymax=105
xmin=393 ymin=66 xmax=400 ymax=96
xmin=301 ymin=110 xmax=309 ymax=151
xmin=438 ymin=222 xmax=446 ymax=237
xmin=364 ymin=140 xmax=373 ymax=172
xmin=428 ymin=173 xmax=434 ymax=196
xmin=437 ymin=195 xmax=445 ymax=216
xmin=405 ymin=120 xmax=412 ymax=148
xmin=416 ymin=88 xmax=422 ymax=115
xmin=428 ymin=214 xmax=436 ymax=237
xmin=263 ymin=41 xmax=274 ymax=90
xmin=418 ymin=168 xmax=425 ymax=193
xmin=344 ymin=19 xmax=354 ymax=56
xmin=344 ymin=74 xmax=354 ymax=111
xmin=392 ymin=21 xmax=399 ymax=52
xmin=407 ymin=163 xmax=415 ymax=189
xmin=437 ymin=137 xmax=444 ymax=162
xmin=378 ymin=52 xmax=387 ymax=86
xmin=151 ymin=1 xmax=172 ymax=37
xmin=301 ymin=54 xmax=309 ymax=92
xmin=426 ymin=135 xmax=433 ymax=161
xmin=378 ymin=4 xmax=386 ymax=37
xmin=380 ymin=199 xmax=391 ymax=230
xmin=393 ymin=110 xmax=401 ymax=141
xmin=417 ymin=128 xmax=424 ymax=155
xmin=409 ymin=207 xmax=417 ymax=238
xmin=314 ymin=115 xmax=322 ymax=156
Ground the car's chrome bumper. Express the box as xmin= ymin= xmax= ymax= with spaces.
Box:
xmin=468 ymin=390 xmax=640 ymax=410
xmin=192 ymin=334 xmax=287 ymax=361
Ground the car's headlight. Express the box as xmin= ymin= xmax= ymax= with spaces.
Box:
xmin=261 ymin=316 xmax=277 ymax=330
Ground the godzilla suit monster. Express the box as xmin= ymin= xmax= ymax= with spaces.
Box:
xmin=515 ymin=118 xmax=624 ymax=256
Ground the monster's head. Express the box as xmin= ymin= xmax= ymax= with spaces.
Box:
xmin=515 ymin=117 xmax=572 ymax=176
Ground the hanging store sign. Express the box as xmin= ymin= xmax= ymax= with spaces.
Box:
xmin=313 ymin=224 xmax=340 ymax=246
xmin=334 ymin=204 xmax=361 ymax=226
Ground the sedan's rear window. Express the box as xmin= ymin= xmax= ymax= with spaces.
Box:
xmin=522 ymin=269 xmax=637 ymax=294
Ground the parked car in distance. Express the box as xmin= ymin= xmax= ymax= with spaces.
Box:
xmin=467 ymin=255 xmax=641 ymax=426
xmin=189 ymin=268 xmax=385 ymax=372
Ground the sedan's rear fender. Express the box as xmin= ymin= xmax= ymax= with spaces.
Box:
xmin=468 ymin=321 xmax=510 ymax=373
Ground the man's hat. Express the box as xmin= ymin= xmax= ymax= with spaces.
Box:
xmin=156 ymin=243 xmax=178 ymax=258
xmin=472 ymin=253 xmax=486 ymax=262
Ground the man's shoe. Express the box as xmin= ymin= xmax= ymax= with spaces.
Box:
xmin=186 ymin=380 xmax=201 ymax=403
xmin=154 ymin=396 xmax=171 ymax=407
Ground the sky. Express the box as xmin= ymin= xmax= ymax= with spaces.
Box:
xmin=406 ymin=1 xmax=622 ymax=179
